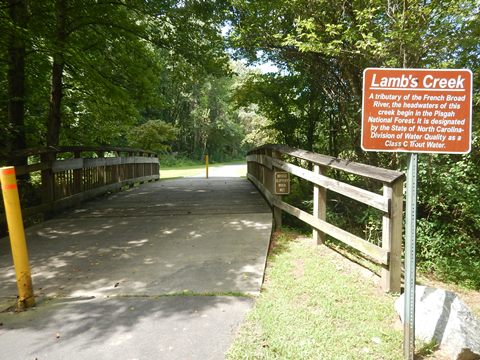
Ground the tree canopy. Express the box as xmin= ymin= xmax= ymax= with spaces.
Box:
xmin=1 ymin=0 xmax=479 ymax=288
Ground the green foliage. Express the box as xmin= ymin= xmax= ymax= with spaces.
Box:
xmin=282 ymin=177 xmax=314 ymax=233
xmin=417 ymin=149 xmax=480 ymax=289
xmin=152 ymin=61 xmax=264 ymax=162
xmin=0 ymin=0 xmax=233 ymax=153
xmin=127 ymin=120 xmax=178 ymax=154
xmin=416 ymin=339 xmax=439 ymax=358
xmin=158 ymin=154 xmax=203 ymax=168
xmin=229 ymin=0 xmax=480 ymax=289
xmin=2 ymin=0 xmax=479 ymax=290
xmin=237 ymin=105 xmax=277 ymax=148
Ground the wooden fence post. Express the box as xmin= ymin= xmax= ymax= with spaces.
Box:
xmin=73 ymin=151 xmax=82 ymax=194
xmin=253 ymin=150 xmax=259 ymax=180
xmin=40 ymin=152 xmax=55 ymax=210
xmin=150 ymin=153 xmax=154 ymax=179
xmin=96 ymin=151 xmax=105 ymax=186
xmin=381 ymin=179 xmax=404 ymax=293
xmin=272 ymin=150 xmax=282 ymax=230
xmin=313 ymin=164 xmax=327 ymax=245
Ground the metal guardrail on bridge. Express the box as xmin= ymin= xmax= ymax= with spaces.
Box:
xmin=1 ymin=146 xmax=159 ymax=226
xmin=247 ymin=144 xmax=405 ymax=293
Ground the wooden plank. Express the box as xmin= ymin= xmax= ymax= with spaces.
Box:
xmin=381 ymin=181 xmax=404 ymax=293
xmin=273 ymin=198 xmax=389 ymax=265
xmin=271 ymin=157 xmax=389 ymax=213
xmin=313 ymin=164 xmax=326 ymax=245
xmin=40 ymin=153 xmax=55 ymax=205
xmin=104 ymin=157 xmax=122 ymax=166
xmin=122 ymin=157 xmax=136 ymax=165
xmin=137 ymin=156 xmax=159 ymax=164
xmin=247 ymin=173 xmax=274 ymax=205
xmin=132 ymin=156 xmax=159 ymax=164
xmin=84 ymin=158 xmax=106 ymax=168
xmin=0 ymin=150 xmax=160 ymax=224
xmin=52 ymin=182 xmax=124 ymax=211
xmin=73 ymin=152 xmax=82 ymax=194
xmin=12 ymin=174 xmax=160 ymax=220
xmin=118 ymin=157 xmax=159 ymax=165
xmin=249 ymin=144 xmax=404 ymax=184
xmin=52 ymin=158 xmax=84 ymax=172
xmin=271 ymin=150 xmax=283 ymax=230
xmin=248 ymin=172 xmax=388 ymax=265
xmin=246 ymin=154 xmax=273 ymax=170
xmin=15 ymin=162 xmax=50 ymax=176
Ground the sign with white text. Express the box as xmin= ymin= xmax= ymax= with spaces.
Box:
xmin=274 ymin=171 xmax=290 ymax=195
xmin=362 ymin=68 xmax=472 ymax=153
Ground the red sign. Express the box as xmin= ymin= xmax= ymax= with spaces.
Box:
xmin=362 ymin=68 xmax=472 ymax=153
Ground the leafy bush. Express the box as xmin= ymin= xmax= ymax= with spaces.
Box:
xmin=280 ymin=150 xmax=480 ymax=290
xmin=416 ymin=151 xmax=480 ymax=289
xmin=159 ymin=153 xmax=203 ymax=167
xmin=127 ymin=120 xmax=178 ymax=154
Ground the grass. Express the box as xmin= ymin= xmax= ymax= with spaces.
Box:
xmin=160 ymin=166 xmax=208 ymax=179
xmin=160 ymin=161 xmax=246 ymax=179
xmin=227 ymin=230 xmax=403 ymax=360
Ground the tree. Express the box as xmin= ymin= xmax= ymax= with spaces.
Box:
xmin=127 ymin=120 xmax=178 ymax=154
xmin=0 ymin=0 xmax=233 ymax=157
xmin=229 ymin=0 xmax=479 ymax=160
xmin=229 ymin=0 xmax=480 ymax=288
xmin=3 ymin=0 xmax=28 ymax=166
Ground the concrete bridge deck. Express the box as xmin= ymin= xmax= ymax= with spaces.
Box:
xmin=0 ymin=177 xmax=272 ymax=359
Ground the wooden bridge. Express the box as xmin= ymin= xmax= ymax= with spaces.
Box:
xmin=1 ymin=144 xmax=405 ymax=293
xmin=0 ymin=144 xmax=404 ymax=359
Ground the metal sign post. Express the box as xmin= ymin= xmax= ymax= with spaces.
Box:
xmin=404 ymin=153 xmax=418 ymax=359
xmin=361 ymin=68 xmax=472 ymax=360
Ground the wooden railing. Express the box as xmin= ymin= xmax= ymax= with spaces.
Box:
xmin=247 ymin=144 xmax=405 ymax=293
xmin=2 ymin=146 xmax=159 ymax=225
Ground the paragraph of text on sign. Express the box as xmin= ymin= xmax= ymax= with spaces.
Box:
xmin=362 ymin=69 xmax=472 ymax=154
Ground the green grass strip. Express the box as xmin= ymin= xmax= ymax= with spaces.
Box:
xmin=111 ymin=291 xmax=253 ymax=298
xmin=160 ymin=161 xmax=246 ymax=179
xmin=227 ymin=230 xmax=403 ymax=360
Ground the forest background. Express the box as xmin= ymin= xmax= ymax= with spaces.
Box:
xmin=1 ymin=0 xmax=479 ymax=288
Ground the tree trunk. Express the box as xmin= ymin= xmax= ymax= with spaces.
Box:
xmin=47 ymin=0 xmax=67 ymax=147
xmin=7 ymin=0 xmax=28 ymax=166
xmin=306 ymin=86 xmax=319 ymax=154
xmin=47 ymin=60 xmax=65 ymax=147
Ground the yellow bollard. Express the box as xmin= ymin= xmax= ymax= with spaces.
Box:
xmin=205 ymin=154 xmax=209 ymax=179
xmin=0 ymin=167 xmax=35 ymax=309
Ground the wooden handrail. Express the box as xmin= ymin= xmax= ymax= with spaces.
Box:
xmin=247 ymin=144 xmax=404 ymax=293
xmin=1 ymin=146 xmax=160 ymax=230
xmin=248 ymin=144 xmax=405 ymax=185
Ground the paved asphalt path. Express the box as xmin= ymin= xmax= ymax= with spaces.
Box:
xmin=0 ymin=176 xmax=272 ymax=360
